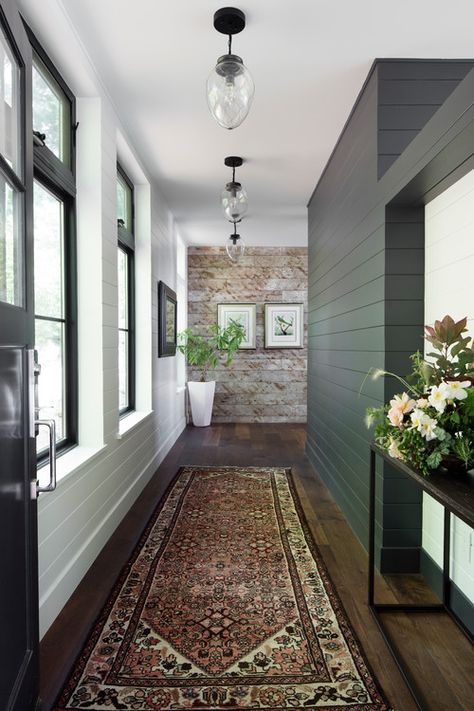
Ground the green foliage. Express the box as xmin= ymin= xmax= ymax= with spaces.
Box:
xmin=452 ymin=434 xmax=474 ymax=470
xmin=462 ymin=388 xmax=474 ymax=420
xmin=424 ymin=315 xmax=474 ymax=381
xmin=408 ymin=350 xmax=434 ymax=392
xmin=177 ymin=320 xmax=245 ymax=382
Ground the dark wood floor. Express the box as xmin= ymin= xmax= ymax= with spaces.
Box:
xmin=40 ymin=424 xmax=473 ymax=711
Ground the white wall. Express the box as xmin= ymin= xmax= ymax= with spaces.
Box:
xmin=19 ymin=0 xmax=187 ymax=637
xmin=424 ymin=169 xmax=474 ymax=602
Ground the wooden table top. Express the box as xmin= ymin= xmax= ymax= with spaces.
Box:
xmin=371 ymin=443 xmax=474 ymax=528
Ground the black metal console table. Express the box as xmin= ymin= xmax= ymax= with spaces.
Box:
xmin=368 ymin=443 xmax=474 ymax=710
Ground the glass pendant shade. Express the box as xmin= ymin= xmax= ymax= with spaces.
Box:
xmin=207 ymin=54 xmax=255 ymax=130
xmin=221 ymin=181 xmax=248 ymax=221
xmin=226 ymin=237 xmax=246 ymax=262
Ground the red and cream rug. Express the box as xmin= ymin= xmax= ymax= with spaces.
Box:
xmin=54 ymin=467 xmax=391 ymax=710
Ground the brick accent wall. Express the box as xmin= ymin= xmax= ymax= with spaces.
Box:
xmin=187 ymin=246 xmax=307 ymax=423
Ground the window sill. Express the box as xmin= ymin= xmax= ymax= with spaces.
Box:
xmin=117 ymin=410 xmax=154 ymax=439
xmin=37 ymin=443 xmax=108 ymax=492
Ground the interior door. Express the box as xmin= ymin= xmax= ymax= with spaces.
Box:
xmin=0 ymin=1 xmax=38 ymax=710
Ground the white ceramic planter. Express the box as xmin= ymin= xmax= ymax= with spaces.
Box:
xmin=187 ymin=381 xmax=216 ymax=427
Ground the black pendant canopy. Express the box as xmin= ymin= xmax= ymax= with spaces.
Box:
xmin=224 ymin=156 xmax=243 ymax=169
xmin=213 ymin=7 xmax=246 ymax=35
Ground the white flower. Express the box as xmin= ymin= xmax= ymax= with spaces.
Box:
xmin=388 ymin=439 xmax=403 ymax=460
xmin=416 ymin=398 xmax=429 ymax=409
xmin=410 ymin=409 xmax=426 ymax=431
xmin=428 ymin=384 xmax=448 ymax=413
xmin=443 ymin=380 xmax=471 ymax=401
xmin=410 ymin=410 xmax=439 ymax=441
xmin=419 ymin=416 xmax=439 ymax=441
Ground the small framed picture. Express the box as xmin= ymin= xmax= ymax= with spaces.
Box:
xmin=217 ymin=303 xmax=256 ymax=349
xmin=264 ymin=303 xmax=304 ymax=348
xmin=158 ymin=281 xmax=177 ymax=357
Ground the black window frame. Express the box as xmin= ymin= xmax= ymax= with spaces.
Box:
xmin=26 ymin=24 xmax=78 ymax=464
xmin=117 ymin=163 xmax=135 ymax=417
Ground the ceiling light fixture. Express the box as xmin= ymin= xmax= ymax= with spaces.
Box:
xmin=221 ymin=156 xmax=248 ymax=222
xmin=207 ymin=7 xmax=255 ymax=130
xmin=226 ymin=222 xmax=246 ymax=262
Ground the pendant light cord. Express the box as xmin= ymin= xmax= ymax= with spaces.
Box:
xmin=232 ymin=165 xmax=236 ymax=182
xmin=228 ymin=33 xmax=232 ymax=55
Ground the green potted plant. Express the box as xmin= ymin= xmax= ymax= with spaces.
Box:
xmin=364 ymin=316 xmax=474 ymax=475
xmin=177 ymin=320 xmax=245 ymax=426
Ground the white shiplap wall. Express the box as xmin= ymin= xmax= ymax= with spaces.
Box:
xmin=18 ymin=0 xmax=187 ymax=637
xmin=424 ymin=169 xmax=474 ymax=602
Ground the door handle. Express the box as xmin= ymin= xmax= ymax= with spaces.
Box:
xmin=36 ymin=419 xmax=57 ymax=493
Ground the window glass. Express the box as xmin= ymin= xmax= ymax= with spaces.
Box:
xmin=118 ymin=328 xmax=129 ymax=412
xmin=118 ymin=247 xmax=128 ymax=330
xmin=117 ymin=171 xmax=132 ymax=231
xmin=35 ymin=319 xmax=65 ymax=452
xmin=34 ymin=180 xmax=67 ymax=452
xmin=0 ymin=173 xmax=23 ymax=305
xmin=117 ymin=163 xmax=134 ymax=415
xmin=33 ymin=55 xmax=71 ymax=167
xmin=118 ymin=246 xmax=130 ymax=412
xmin=33 ymin=181 xmax=64 ymax=318
xmin=0 ymin=28 xmax=21 ymax=174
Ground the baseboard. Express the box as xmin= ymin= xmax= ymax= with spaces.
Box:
xmin=420 ymin=548 xmax=474 ymax=636
xmin=39 ymin=416 xmax=186 ymax=638
xmin=379 ymin=545 xmax=420 ymax=573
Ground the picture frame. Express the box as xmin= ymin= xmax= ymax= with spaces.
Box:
xmin=217 ymin=303 xmax=256 ymax=349
xmin=264 ymin=303 xmax=304 ymax=348
xmin=158 ymin=281 xmax=177 ymax=357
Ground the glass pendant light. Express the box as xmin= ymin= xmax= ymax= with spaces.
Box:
xmin=207 ymin=8 xmax=255 ymax=130
xmin=221 ymin=156 xmax=248 ymax=221
xmin=226 ymin=222 xmax=246 ymax=262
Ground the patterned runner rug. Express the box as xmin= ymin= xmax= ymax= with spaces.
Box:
xmin=54 ymin=466 xmax=392 ymax=710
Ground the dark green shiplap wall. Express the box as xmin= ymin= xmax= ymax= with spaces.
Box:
xmin=307 ymin=70 xmax=385 ymax=550
xmin=307 ymin=60 xmax=474 ymax=566
xmin=377 ymin=60 xmax=473 ymax=177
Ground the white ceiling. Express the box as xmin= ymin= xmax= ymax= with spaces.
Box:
xmin=29 ymin=1 xmax=474 ymax=245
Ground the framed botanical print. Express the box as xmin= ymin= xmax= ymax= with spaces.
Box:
xmin=158 ymin=281 xmax=177 ymax=357
xmin=217 ymin=303 xmax=256 ymax=349
xmin=264 ymin=303 xmax=304 ymax=348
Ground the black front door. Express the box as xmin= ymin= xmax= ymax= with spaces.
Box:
xmin=0 ymin=1 xmax=38 ymax=709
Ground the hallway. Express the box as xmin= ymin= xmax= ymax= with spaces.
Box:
xmin=1 ymin=1 xmax=474 ymax=709
xmin=41 ymin=424 xmax=472 ymax=711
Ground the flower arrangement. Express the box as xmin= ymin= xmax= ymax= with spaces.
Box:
xmin=365 ymin=316 xmax=474 ymax=475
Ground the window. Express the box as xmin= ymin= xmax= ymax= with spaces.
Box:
xmin=33 ymin=55 xmax=71 ymax=167
xmin=30 ymin=32 xmax=77 ymax=459
xmin=0 ymin=28 xmax=22 ymax=306
xmin=117 ymin=164 xmax=135 ymax=414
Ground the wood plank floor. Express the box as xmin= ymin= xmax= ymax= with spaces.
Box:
xmin=39 ymin=424 xmax=473 ymax=711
